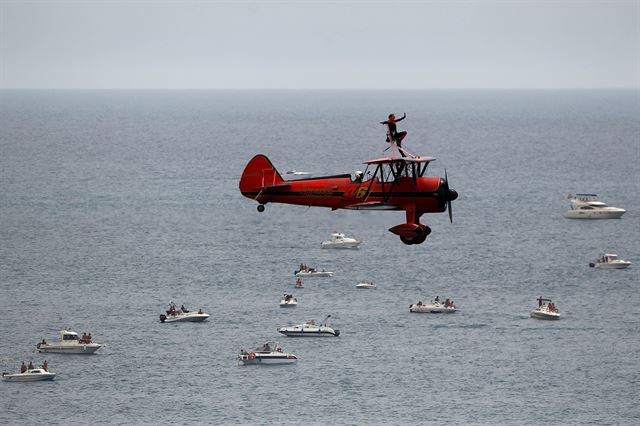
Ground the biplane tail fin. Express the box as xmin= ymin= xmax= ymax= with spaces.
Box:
xmin=239 ymin=154 xmax=285 ymax=198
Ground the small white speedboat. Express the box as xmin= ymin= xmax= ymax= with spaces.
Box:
xmin=409 ymin=299 xmax=457 ymax=313
xmin=294 ymin=266 xmax=334 ymax=278
xmin=280 ymin=294 xmax=298 ymax=307
xmin=356 ymin=281 xmax=376 ymax=289
xmin=37 ymin=330 xmax=102 ymax=354
xmin=238 ymin=342 xmax=297 ymax=365
xmin=530 ymin=297 xmax=560 ymax=320
xmin=589 ymin=253 xmax=632 ymax=269
xmin=278 ymin=315 xmax=340 ymax=337
xmin=321 ymin=232 xmax=362 ymax=249
xmin=160 ymin=304 xmax=209 ymax=323
xmin=2 ymin=368 xmax=56 ymax=382
xmin=564 ymin=194 xmax=626 ymax=219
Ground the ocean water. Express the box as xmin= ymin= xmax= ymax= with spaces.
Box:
xmin=0 ymin=89 xmax=638 ymax=425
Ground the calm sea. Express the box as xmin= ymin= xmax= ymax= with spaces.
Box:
xmin=0 ymin=89 xmax=638 ymax=425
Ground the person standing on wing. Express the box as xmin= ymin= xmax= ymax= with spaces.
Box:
xmin=380 ymin=113 xmax=407 ymax=156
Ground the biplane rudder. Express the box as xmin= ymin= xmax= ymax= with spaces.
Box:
xmin=239 ymin=154 xmax=285 ymax=197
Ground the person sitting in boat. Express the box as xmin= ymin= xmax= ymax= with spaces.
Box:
xmin=198 ymin=308 xmax=203 ymax=314
xmin=169 ymin=304 xmax=177 ymax=315
xmin=87 ymin=333 xmax=92 ymax=343
xmin=354 ymin=170 xmax=363 ymax=183
xmin=444 ymin=298 xmax=451 ymax=307
xmin=27 ymin=361 xmax=34 ymax=370
xmin=80 ymin=333 xmax=88 ymax=343
xmin=20 ymin=362 xmax=27 ymax=373
xmin=434 ymin=296 xmax=440 ymax=304
xmin=42 ymin=360 xmax=48 ymax=372
xmin=180 ymin=304 xmax=189 ymax=313
xmin=417 ymin=301 xmax=423 ymax=306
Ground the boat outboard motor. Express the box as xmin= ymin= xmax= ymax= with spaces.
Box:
xmin=159 ymin=314 xmax=167 ymax=323
xmin=589 ymin=263 xmax=595 ymax=267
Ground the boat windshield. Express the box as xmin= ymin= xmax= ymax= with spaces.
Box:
xmin=63 ymin=334 xmax=79 ymax=341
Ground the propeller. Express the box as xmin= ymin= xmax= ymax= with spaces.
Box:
xmin=443 ymin=169 xmax=458 ymax=223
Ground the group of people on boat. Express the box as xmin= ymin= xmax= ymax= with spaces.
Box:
xmin=240 ymin=343 xmax=283 ymax=355
xmin=167 ymin=303 xmax=195 ymax=316
xmin=432 ymin=296 xmax=456 ymax=308
xmin=282 ymin=294 xmax=295 ymax=302
xmin=79 ymin=333 xmax=93 ymax=344
xmin=19 ymin=360 xmax=48 ymax=373
xmin=537 ymin=298 xmax=559 ymax=312
xmin=298 ymin=263 xmax=316 ymax=273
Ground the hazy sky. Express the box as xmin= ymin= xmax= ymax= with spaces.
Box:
xmin=1 ymin=0 xmax=638 ymax=89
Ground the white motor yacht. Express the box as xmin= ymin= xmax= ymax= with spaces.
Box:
xmin=294 ymin=265 xmax=334 ymax=278
xmin=410 ymin=298 xmax=457 ymax=313
xmin=530 ymin=297 xmax=560 ymax=320
xmin=2 ymin=368 xmax=56 ymax=382
xmin=356 ymin=281 xmax=376 ymax=289
xmin=238 ymin=342 xmax=298 ymax=365
xmin=564 ymin=194 xmax=626 ymax=219
xmin=280 ymin=294 xmax=298 ymax=307
xmin=278 ymin=315 xmax=340 ymax=337
xmin=36 ymin=330 xmax=102 ymax=354
xmin=589 ymin=253 xmax=632 ymax=269
xmin=320 ymin=232 xmax=362 ymax=249
xmin=160 ymin=303 xmax=209 ymax=323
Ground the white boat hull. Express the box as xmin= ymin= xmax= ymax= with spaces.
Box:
xmin=356 ymin=283 xmax=376 ymax=289
xmin=160 ymin=312 xmax=209 ymax=323
xmin=564 ymin=209 xmax=625 ymax=219
xmin=278 ymin=327 xmax=340 ymax=337
xmin=38 ymin=343 xmax=102 ymax=354
xmin=410 ymin=304 xmax=457 ymax=313
xmin=530 ymin=310 xmax=560 ymax=320
xmin=238 ymin=354 xmax=297 ymax=365
xmin=294 ymin=271 xmax=334 ymax=278
xmin=280 ymin=302 xmax=298 ymax=307
xmin=2 ymin=370 xmax=56 ymax=382
xmin=594 ymin=261 xmax=632 ymax=269
xmin=321 ymin=242 xmax=361 ymax=249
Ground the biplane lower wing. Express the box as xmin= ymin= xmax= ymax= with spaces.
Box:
xmin=343 ymin=201 xmax=400 ymax=211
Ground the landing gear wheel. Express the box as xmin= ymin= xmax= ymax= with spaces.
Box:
xmin=400 ymin=236 xmax=415 ymax=245
xmin=257 ymin=204 xmax=265 ymax=212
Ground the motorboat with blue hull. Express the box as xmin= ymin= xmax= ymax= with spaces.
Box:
xmin=37 ymin=330 xmax=102 ymax=354
xmin=238 ymin=342 xmax=297 ymax=365
xmin=278 ymin=315 xmax=340 ymax=337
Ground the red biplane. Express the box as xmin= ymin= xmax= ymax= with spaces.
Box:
xmin=239 ymin=149 xmax=458 ymax=245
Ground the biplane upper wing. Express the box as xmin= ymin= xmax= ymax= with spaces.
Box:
xmin=364 ymin=156 xmax=436 ymax=165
